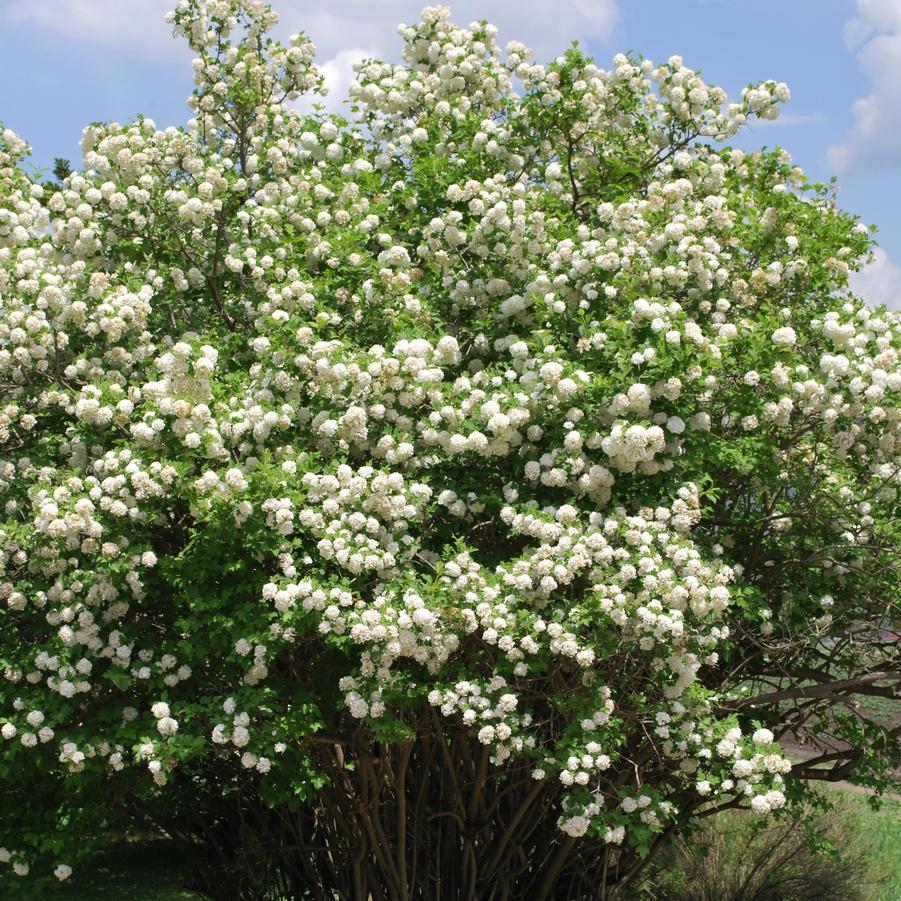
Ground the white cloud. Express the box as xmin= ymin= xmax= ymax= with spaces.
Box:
xmin=280 ymin=1 xmax=617 ymax=114
xmin=2 ymin=1 xmax=619 ymax=72
xmin=843 ymin=0 xmax=901 ymax=45
xmin=274 ymin=1 xmax=619 ymax=67
xmin=2 ymin=0 xmax=180 ymax=58
xmin=750 ymin=111 xmax=827 ymax=128
xmin=297 ymin=46 xmax=380 ymax=114
xmin=827 ymin=0 xmax=901 ymax=174
xmin=2 ymin=0 xmax=620 ymax=122
xmin=851 ymin=247 xmax=901 ymax=310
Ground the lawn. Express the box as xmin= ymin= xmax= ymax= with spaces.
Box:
xmin=844 ymin=794 xmax=901 ymax=901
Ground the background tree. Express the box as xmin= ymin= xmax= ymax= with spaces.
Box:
xmin=51 ymin=157 xmax=72 ymax=183
xmin=0 ymin=1 xmax=898 ymax=898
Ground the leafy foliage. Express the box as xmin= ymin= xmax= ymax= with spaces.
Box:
xmin=0 ymin=1 xmax=898 ymax=897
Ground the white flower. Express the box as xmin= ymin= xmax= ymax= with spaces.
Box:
xmin=477 ymin=725 xmax=496 ymax=745
xmin=771 ymin=326 xmax=797 ymax=347
xmin=157 ymin=716 xmax=179 ymax=737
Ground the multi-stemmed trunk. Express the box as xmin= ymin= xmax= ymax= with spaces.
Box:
xmin=145 ymin=725 xmax=662 ymax=901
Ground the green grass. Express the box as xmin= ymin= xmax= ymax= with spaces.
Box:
xmin=842 ymin=794 xmax=901 ymax=901
xmin=855 ymin=692 xmax=901 ymax=724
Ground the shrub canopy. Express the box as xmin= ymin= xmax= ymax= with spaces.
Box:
xmin=0 ymin=2 xmax=898 ymax=897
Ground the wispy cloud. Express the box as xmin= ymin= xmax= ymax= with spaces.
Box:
xmin=2 ymin=0 xmax=179 ymax=58
xmin=1 ymin=0 xmax=620 ymax=70
xmin=851 ymin=247 xmax=901 ymax=310
xmin=750 ymin=111 xmax=827 ymax=128
xmin=827 ymin=0 xmax=901 ymax=174
xmin=284 ymin=0 xmax=618 ymax=112
xmin=296 ymin=46 xmax=380 ymax=114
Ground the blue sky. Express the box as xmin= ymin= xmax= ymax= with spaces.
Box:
xmin=1 ymin=0 xmax=899 ymax=308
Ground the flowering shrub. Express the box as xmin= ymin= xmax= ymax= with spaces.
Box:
xmin=1 ymin=2 xmax=899 ymax=898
